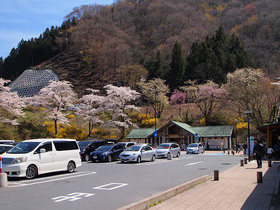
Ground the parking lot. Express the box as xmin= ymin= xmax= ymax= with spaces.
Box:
xmin=0 ymin=152 xmax=243 ymax=210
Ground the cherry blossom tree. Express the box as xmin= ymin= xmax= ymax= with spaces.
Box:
xmin=76 ymin=88 xmax=105 ymax=137
xmin=170 ymin=89 xmax=186 ymax=118
xmin=27 ymin=80 xmax=77 ymax=134
xmin=170 ymin=89 xmax=186 ymax=105
xmin=0 ymin=78 xmax=25 ymax=125
xmin=100 ymin=84 xmax=140 ymax=139
xmin=193 ymin=80 xmax=229 ymax=125
xmin=226 ymin=68 xmax=280 ymax=126
xmin=137 ymin=78 xmax=169 ymax=119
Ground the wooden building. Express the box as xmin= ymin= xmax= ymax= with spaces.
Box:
xmin=126 ymin=121 xmax=234 ymax=150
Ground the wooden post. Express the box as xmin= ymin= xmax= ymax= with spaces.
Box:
xmin=257 ymin=171 xmax=262 ymax=183
xmin=268 ymin=159 xmax=272 ymax=167
xmin=214 ymin=170 xmax=219 ymax=181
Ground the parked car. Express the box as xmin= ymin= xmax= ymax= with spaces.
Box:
xmin=155 ymin=143 xmax=181 ymax=158
xmin=186 ymin=143 xmax=204 ymax=154
xmin=79 ymin=140 xmax=108 ymax=161
xmin=115 ymin=142 xmax=136 ymax=149
xmin=0 ymin=140 xmax=16 ymax=145
xmin=90 ymin=144 xmax=124 ymax=162
xmin=1 ymin=139 xmax=81 ymax=179
xmin=0 ymin=144 xmax=14 ymax=154
xmin=119 ymin=144 xmax=156 ymax=163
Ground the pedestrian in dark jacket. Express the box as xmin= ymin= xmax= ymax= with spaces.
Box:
xmin=254 ymin=140 xmax=265 ymax=168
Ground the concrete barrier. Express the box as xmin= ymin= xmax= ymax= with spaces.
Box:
xmin=0 ymin=173 xmax=8 ymax=187
xmin=167 ymin=153 xmax=172 ymax=160
xmin=0 ymin=157 xmax=8 ymax=187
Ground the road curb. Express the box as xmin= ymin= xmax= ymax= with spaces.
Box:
xmin=117 ymin=174 xmax=211 ymax=210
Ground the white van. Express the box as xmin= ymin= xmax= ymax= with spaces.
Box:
xmin=1 ymin=139 xmax=82 ymax=179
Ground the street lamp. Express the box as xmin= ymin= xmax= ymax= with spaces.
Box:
xmin=244 ymin=111 xmax=253 ymax=162
xmin=235 ymin=119 xmax=238 ymax=153
xmin=149 ymin=89 xmax=158 ymax=144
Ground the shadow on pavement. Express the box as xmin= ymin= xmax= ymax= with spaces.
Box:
xmin=241 ymin=161 xmax=280 ymax=210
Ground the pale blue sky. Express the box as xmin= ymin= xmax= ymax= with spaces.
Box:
xmin=0 ymin=0 xmax=114 ymax=59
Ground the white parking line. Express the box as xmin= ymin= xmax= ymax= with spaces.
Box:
xmin=8 ymin=171 xmax=96 ymax=188
xmin=93 ymin=183 xmax=128 ymax=190
xmin=185 ymin=161 xmax=203 ymax=166
xmin=138 ymin=156 xmax=194 ymax=166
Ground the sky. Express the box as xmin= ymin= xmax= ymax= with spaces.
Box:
xmin=0 ymin=0 xmax=114 ymax=59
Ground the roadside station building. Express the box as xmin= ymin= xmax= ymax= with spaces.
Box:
xmin=126 ymin=121 xmax=234 ymax=150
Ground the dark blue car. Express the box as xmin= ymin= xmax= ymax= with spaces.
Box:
xmin=90 ymin=145 xmax=124 ymax=162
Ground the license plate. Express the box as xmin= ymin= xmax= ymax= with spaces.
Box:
xmin=93 ymin=156 xmax=97 ymax=159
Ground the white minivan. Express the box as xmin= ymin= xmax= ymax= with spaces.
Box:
xmin=1 ymin=139 xmax=82 ymax=179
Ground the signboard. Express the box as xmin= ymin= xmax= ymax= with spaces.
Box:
xmin=154 ymin=131 xmax=158 ymax=137
xmin=250 ymin=136 xmax=254 ymax=155
xmin=194 ymin=133 xmax=199 ymax=142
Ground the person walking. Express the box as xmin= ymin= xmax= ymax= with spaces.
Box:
xmin=254 ymin=140 xmax=265 ymax=168
xmin=273 ymin=142 xmax=280 ymax=160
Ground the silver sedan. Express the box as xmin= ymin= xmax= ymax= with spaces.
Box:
xmin=155 ymin=143 xmax=181 ymax=158
xmin=119 ymin=144 xmax=156 ymax=163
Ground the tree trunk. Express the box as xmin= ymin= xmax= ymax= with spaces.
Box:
xmin=55 ymin=119 xmax=57 ymax=134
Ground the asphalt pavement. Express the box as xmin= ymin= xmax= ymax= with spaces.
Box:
xmin=118 ymin=150 xmax=280 ymax=210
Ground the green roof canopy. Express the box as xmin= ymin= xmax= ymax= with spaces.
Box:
xmin=126 ymin=121 xmax=233 ymax=139
xmin=126 ymin=128 xmax=155 ymax=139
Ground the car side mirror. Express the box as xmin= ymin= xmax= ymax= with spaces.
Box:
xmin=141 ymin=149 xmax=146 ymax=152
xmin=39 ymin=148 xmax=46 ymax=153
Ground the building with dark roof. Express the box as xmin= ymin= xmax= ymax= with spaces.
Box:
xmin=8 ymin=69 xmax=58 ymax=97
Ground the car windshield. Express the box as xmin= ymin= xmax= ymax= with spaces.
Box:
xmin=0 ymin=146 xmax=12 ymax=154
xmin=188 ymin=144 xmax=198 ymax=147
xmin=125 ymin=145 xmax=141 ymax=151
xmin=7 ymin=142 xmax=40 ymax=154
xmin=157 ymin=144 xmax=170 ymax=149
xmin=78 ymin=141 xmax=91 ymax=150
xmin=117 ymin=143 xmax=126 ymax=147
xmin=95 ymin=145 xmax=113 ymax=151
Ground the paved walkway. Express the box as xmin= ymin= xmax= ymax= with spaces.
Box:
xmin=150 ymin=153 xmax=280 ymax=210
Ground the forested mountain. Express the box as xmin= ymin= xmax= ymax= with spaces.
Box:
xmin=0 ymin=0 xmax=279 ymax=95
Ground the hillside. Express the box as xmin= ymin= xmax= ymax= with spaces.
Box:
xmin=1 ymin=0 xmax=279 ymax=95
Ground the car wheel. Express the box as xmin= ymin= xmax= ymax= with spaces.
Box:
xmin=121 ymin=161 xmax=124 ymax=163
xmin=67 ymin=161 xmax=76 ymax=173
xmin=26 ymin=165 xmax=38 ymax=179
xmin=151 ymin=155 xmax=156 ymax=161
xmin=137 ymin=156 xmax=141 ymax=163
xmin=177 ymin=152 xmax=180 ymax=157
xmin=107 ymin=155 xmax=112 ymax=162
xmin=85 ymin=154 xmax=90 ymax=162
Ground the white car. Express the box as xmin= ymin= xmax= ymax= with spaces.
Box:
xmin=2 ymin=139 xmax=81 ymax=179
xmin=119 ymin=144 xmax=156 ymax=163
xmin=155 ymin=143 xmax=181 ymax=158
xmin=186 ymin=143 xmax=204 ymax=154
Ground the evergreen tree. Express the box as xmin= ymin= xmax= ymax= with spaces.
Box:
xmin=166 ymin=42 xmax=186 ymax=91
xmin=146 ymin=51 xmax=169 ymax=80
xmin=186 ymin=26 xmax=255 ymax=85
